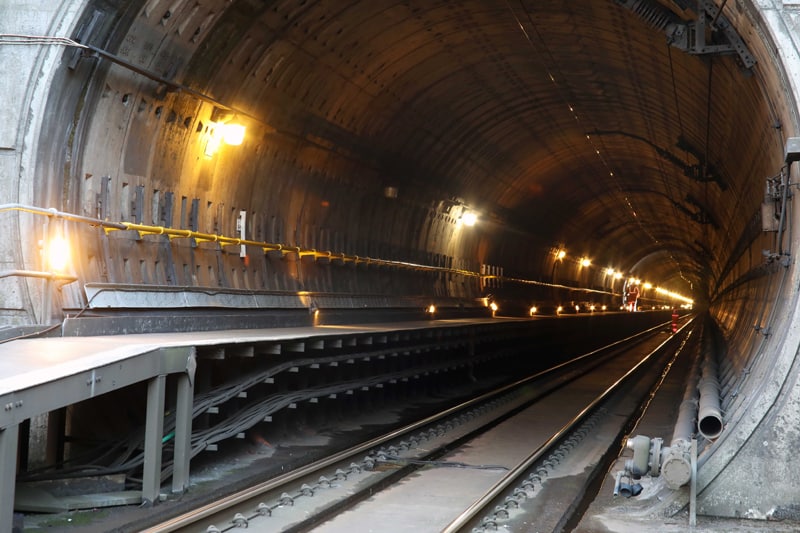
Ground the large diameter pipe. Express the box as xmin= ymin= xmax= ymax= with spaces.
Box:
xmin=672 ymin=399 xmax=698 ymax=445
xmin=698 ymin=356 xmax=724 ymax=440
xmin=671 ymin=347 xmax=702 ymax=446
xmin=661 ymin=344 xmax=701 ymax=489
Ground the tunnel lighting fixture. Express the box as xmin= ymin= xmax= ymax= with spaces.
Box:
xmin=220 ymin=123 xmax=246 ymax=146
xmin=205 ymin=106 xmax=247 ymax=156
xmin=204 ymin=122 xmax=246 ymax=156
xmin=529 ymin=306 xmax=537 ymax=316
xmin=489 ymin=301 xmax=498 ymax=312
xmin=555 ymin=249 xmax=566 ymax=261
xmin=580 ymin=257 xmax=591 ymax=267
xmin=605 ymin=267 xmax=615 ymax=276
xmin=655 ymin=287 xmax=694 ymax=304
xmin=614 ymin=272 xmax=623 ymax=279
xmin=47 ymin=236 xmax=70 ymax=273
xmin=461 ymin=211 xmax=478 ymax=226
xmin=427 ymin=304 xmax=436 ymax=314
xmin=557 ymin=305 xmax=563 ymax=314
xmin=601 ymin=305 xmax=607 ymax=311
xmin=643 ymin=282 xmax=653 ymax=290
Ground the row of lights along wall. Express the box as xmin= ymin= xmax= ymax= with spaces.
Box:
xmin=550 ymin=246 xmax=693 ymax=308
xmin=31 ymin=207 xmax=692 ymax=321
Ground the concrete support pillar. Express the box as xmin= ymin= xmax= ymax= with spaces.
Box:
xmin=142 ymin=375 xmax=166 ymax=506
xmin=0 ymin=424 xmax=20 ymax=531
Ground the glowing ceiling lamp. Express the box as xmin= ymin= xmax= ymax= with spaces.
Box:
xmin=461 ymin=211 xmax=478 ymax=226
xmin=205 ymin=107 xmax=247 ymax=156
xmin=221 ymin=123 xmax=246 ymax=146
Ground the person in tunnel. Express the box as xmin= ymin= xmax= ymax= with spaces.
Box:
xmin=625 ymin=283 xmax=640 ymax=312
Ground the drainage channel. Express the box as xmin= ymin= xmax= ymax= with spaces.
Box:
xmin=143 ymin=322 xmax=688 ymax=532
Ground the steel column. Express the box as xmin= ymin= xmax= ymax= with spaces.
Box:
xmin=171 ymin=370 xmax=194 ymax=494
xmin=0 ymin=424 xmax=19 ymax=530
xmin=142 ymin=375 xmax=166 ymax=505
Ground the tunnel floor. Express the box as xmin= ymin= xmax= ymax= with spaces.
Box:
xmin=15 ymin=325 xmax=800 ymax=533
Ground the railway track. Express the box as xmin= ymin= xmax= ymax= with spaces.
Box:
xmin=143 ymin=320 xmax=691 ymax=532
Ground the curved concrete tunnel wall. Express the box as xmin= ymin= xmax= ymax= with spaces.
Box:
xmin=3 ymin=0 xmax=800 ymax=520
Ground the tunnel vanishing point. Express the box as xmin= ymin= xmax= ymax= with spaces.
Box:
xmin=3 ymin=0 xmax=800 ymax=525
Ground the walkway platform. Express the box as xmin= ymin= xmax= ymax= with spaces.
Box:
xmin=0 ymin=319 xmax=506 ymax=528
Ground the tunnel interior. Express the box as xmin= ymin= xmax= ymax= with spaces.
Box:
xmin=5 ymin=0 xmax=790 ymax=323
xmin=4 ymin=0 xmax=800 ymax=522
xmin=33 ymin=0 xmax=793 ymax=320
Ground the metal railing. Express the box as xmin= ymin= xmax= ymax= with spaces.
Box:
xmin=0 ymin=203 xmax=627 ymax=298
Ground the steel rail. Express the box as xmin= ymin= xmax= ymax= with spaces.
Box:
xmin=141 ymin=321 xmax=670 ymax=532
xmin=441 ymin=319 xmax=690 ymax=532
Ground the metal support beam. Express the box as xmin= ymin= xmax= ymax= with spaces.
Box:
xmin=615 ymin=0 xmax=755 ymax=70
xmin=171 ymin=366 xmax=194 ymax=494
xmin=0 ymin=346 xmax=192 ymax=430
xmin=690 ymin=438 xmax=698 ymax=526
xmin=142 ymin=375 xmax=166 ymax=506
xmin=0 ymin=424 xmax=19 ymax=528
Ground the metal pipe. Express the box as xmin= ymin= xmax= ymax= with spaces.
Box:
xmin=672 ymin=346 xmax=702 ymax=445
xmin=698 ymin=373 xmax=722 ymax=436
xmin=660 ymin=332 xmax=702 ymax=489
xmin=0 ymin=203 xmax=484 ymax=279
xmin=0 ymin=204 xmax=684 ymax=308
xmin=0 ymin=270 xmax=77 ymax=281
xmin=0 ymin=203 xmax=126 ymax=230
xmin=698 ymin=350 xmax=723 ymax=440
xmin=613 ymin=471 xmax=622 ymax=496
xmin=0 ymin=204 xmax=678 ymax=304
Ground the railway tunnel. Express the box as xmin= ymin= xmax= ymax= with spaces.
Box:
xmin=2 ymin=0 xmax=800 ymax=528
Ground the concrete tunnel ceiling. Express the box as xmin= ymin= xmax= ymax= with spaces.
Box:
xmin=60 ymin=0 xmax=794 ymax=307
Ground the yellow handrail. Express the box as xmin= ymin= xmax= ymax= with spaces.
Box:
xmin=0 ymin=204 xmax=484 ymax=279
xmin=0 ymin=203 xmax=626 ymax=299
